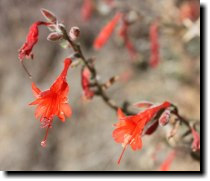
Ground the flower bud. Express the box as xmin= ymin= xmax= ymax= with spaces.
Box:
xmin=69 ymin=26 xmax=80 ymax=41
xmin=191 ymin=128 xmax=200 ymax=152
xmin=159 ymin=109 xmax=171 ymax=126
xmin=47 ymin=32 xmax=63 ymax=41
xmin=41 ymin=8 xmax=57 ymax=23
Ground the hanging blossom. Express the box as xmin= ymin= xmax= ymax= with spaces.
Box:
xmin=149 ymin=21 xmax=159 ymax=68
xmin=118 ymin=15 xmax=137 ymax=60
xmin=18 ymin=21 xmax=50 ymax=62
xmin=81 ymin=0 xmax=94 ymax=21
xmin=93 ymin=12 xmax=122 ymax=50
xmin=159 ymin=151 xmax=176 ymax=171
xmin=29 ymin=58 xmax=72 ymax=147
xmin=81 ymin=67 xmax=95 ymax=100
xmin=191 ymin=127 xmax=200 ymax=152
xmin=112 ymin=101 xmax=171 ymax=164
xmin=18 ymin=21 xmax=51 ymax=77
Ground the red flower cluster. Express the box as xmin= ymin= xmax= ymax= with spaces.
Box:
xmin=81 ymin=67 xmax=94 ymax=99
xmin=29 ymin=58 xmax=72 ymax=147
xmin=18 ymin=21 xmax=49 ymax=61
xmin=149 ymin=21 xmax=159 ymax=68
xmin=112 ymin=101 xmax=171 ymax=164
xmin=93 ymin=12 xmax=122 ymax=50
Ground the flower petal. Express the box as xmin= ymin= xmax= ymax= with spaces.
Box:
xmin=32 ymin=82 xmax=41 ymax=98
xmin=117 ymin=108 xmax=126 ymax=120
xmin=130 ymin=135 xmax=142 ymax=150
xmin=29 ymin=98 xmax=43 ymax=105
xmin=112 ymin=126 xmax=132 ymax=143
xmin=60 ymin=103 xmax=72 ymax=118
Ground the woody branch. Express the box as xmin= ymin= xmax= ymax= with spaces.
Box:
xmin=60 ymin=26 xmax=134 ymax=115
xmin=60 ymin=25 xmax=197 ymax=145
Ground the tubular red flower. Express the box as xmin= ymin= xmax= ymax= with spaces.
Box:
xmin=112 ymin=101 xmax=171 ymax=164
xmin=160 ymin=151 xmax=176 ymax=171
xmin=93 ymin=12 xmax=122 ymax=50
xmin=149 ymin=21 xmax=159 ymax=68
xmin=29 ymin=58 xmax=72 ymax=147
xmin=81 ymin=67 xmax=94 ymax=100
xmin=18 ymin=21 xmax=49 ymax=61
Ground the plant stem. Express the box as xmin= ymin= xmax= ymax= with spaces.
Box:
xmin=60 ymin=26 xmax=134 ymax=115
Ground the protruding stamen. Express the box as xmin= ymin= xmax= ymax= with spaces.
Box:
xmin=21 ymin=61 xmax=32 ymax=79
xmin=40 ymin=124 xmax=51 ymax=148
xmin=117 ymin=144 xmax=128 ymax=165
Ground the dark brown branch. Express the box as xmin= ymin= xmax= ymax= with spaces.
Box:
xmin=60 ymin=26 xmax=134 ymax=115
xmin=61 ymin=26 xmax=196 ymax=137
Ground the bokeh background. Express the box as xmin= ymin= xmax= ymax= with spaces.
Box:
xmin=0 ymin=0 xmax=200 ymax=171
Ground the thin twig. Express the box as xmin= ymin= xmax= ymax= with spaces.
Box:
xmin=61 ymin=26 xmax=196 ymax=139
xmin=60 ymin=26 xmax=134 ymax=115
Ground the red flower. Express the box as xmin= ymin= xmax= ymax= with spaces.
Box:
xmin=191 ymin=127 xmax=200 ymax=152
xmin=160 ymin=151 xmax=176 ymax=171
xmin=112 ymin=101 xmax=171 ymax=164
xmin=81 ymin=0 xmax=94 ymax=21
xmin=93 ymin=12 xmax=122 ymax=50
xmin=18 ymin=21 xmax=49 ymax=61
xmin=81 ymin=67 xmax=94 ymax=100
xmin=29 ymin=58 xmax=72 ymax=147
xmin=149 ymin=21 xmax=159 ymax=68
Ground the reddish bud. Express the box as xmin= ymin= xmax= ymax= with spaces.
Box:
xmin=69 ymin=26 xmax=80 ymax=41
xmin=47 ymin=32 xmax=63 ymax=41
xmin=41 ymin=8 xmax=57 ymax=23
xmin=159 ymin=109 xmax=171 ymax=127
xmin=191 ymin=128 xmax=200 ymax=152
